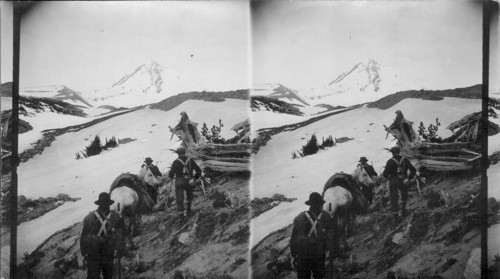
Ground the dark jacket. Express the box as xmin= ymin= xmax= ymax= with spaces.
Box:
xmin=143 ymin=163 xmax=162 ymax=177
xmin=290 ymin=210 xmax=332 ymax=259
xmin=359 ymin=163 xmax=378 ymax=177
xmin=80 ymin=209 xmax=124 ymax=258
xmin=382 ymin=155 xmax=416 ymax=180
xmin=168 ymin=156 xmax=202 ymax=180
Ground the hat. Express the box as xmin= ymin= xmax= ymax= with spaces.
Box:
xmin=305 ymin=192 xmax=325 ymax=206
xmin=175 ymin=147 xmax=186 ymax=155
xmin=359 ymin=157 xmax=368 ymax=163
xmin=95 ymin=192 xmax=114 ymax=206
xmin=144 ymin=157 xmax=153 ymax=163
xmin=389 ymin=146 xmax=401 ymax=154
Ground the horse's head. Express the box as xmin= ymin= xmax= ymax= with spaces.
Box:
xmin=139 ymin=166 xmax=162 ymax=186
xmin=352 ymin=165 xmax=375 ymax=188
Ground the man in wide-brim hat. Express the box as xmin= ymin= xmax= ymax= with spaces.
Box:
xmin=382 ymin=146 xmax=416 ymax=218
xmin=168 ymin=146 xmax=202 ymax=221
xmin=94 ymin=192 xmax=114 ymax=206
xmin=81 ymin=192 xmax=124 ymax=279
xmin=290 ymin=192 xmax=332 ymax=279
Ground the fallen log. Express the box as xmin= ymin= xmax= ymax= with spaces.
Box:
xmin=200 ymin=156 xmax=251 ymax=163
xmin=384 ymin=111 xmax=483 ymax=171
xmin=169 ymin=112 xmax=251 ymax=172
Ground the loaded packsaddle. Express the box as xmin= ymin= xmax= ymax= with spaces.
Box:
xmin=322 ymin=172 xmax=369 ymax=214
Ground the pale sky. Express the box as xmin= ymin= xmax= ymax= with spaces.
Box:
xmin=0 ymin=1 xmax=496 ymax=93
xmin=16 ymin=1 xmax=249 ymax=93
xmin=252 ymin=1 xmax=483 ymax=91
xmin=491 ymin=1 xmax=500 ymax=93
xmin=1 ymin=1 xmax=13 ymax=84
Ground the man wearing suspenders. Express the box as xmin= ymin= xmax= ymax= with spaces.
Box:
xmin=80 ymin=192 xmax=124 ymax=279
xmin=382 ymin=146 xmax=416 ymax=218
xmin=168 ymin=147 xmax=202 ymax=220
xmin=290 ymin=192 xmax=332 ymax=279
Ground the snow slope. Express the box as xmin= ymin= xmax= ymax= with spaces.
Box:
xmin=301 ymin=59 xmax=425 ymax=107
xmin=18 ymin=104 xmax=122 ymax=154
xmin=16 ymin=99 xmax=248 ymax=259
xmin=251 ymin=97 xmax=481 ymax=246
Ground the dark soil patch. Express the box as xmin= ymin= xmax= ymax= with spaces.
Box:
xmin=440 ymin=257 xmax=458 ymax=273
xmin=335 ymin=136 xmax=354 ymax=143
xmin=227 ymin=224 xmax=250 ymax=245
xmin=196 ymin=210 xmax=218 ymax=239
xmin=250 ymin=96 xmax=303 ymax=116
xmin=150 ymin=90 xmax=249 ymax=112
xmin=426 ymin=190 xmax=446 ymax=208
xmin=314 ymin=103 xmax=347 ymax=112
xmin=118 ymin=137 xmax=137 ymax=144
xmin=367 ymin=84 xmax=481 ymax=110
xmin=409 ymin=212 xmax=430 ymax=240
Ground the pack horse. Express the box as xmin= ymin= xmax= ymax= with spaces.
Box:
xmin=109 ymin=168 xmax=169 ymax=247
xmin=322 ymin=170 xmax=374 ymax=255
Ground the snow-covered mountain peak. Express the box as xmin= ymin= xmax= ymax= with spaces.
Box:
xmin=111 ymin=61 xmax=164 ymax=92
xmin=329 ymin=59 xmax=382 ymax=90
xmin=301 ymin=59 xmax=425 ymax=107
xmin=87 ymin=61 xmax=170 ymax=108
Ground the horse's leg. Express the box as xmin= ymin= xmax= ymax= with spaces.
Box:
xmin=127 ymin=215 xmax=138 ymax=250
xmin=339 ymin=211 xmax=350 ymax=253
xmin=345 ymin=213 xmax=351 ymax=251
xmin=334 ymin=213 xmax=346 ymax=255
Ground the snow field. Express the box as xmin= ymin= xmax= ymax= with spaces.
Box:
xmin=16 ymin=99 xmax=248 ymax=259
xmin=251 ymin=97 xmax=481 ymax=246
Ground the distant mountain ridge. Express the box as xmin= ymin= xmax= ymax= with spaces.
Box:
xmin=150 ymin=89 xmax=249 ymax=112
xmin=252 ymin=83 xmax=309 ymax=106
xmin=368 ymin=84 xmax=482 ymax=110
xmin=1 ymin=82 xmax=12 ymax=97
xmin=250 ymin=96 xmax=303 ymax=116
xmin=20 ymin=85 xmax=93 ymax=108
